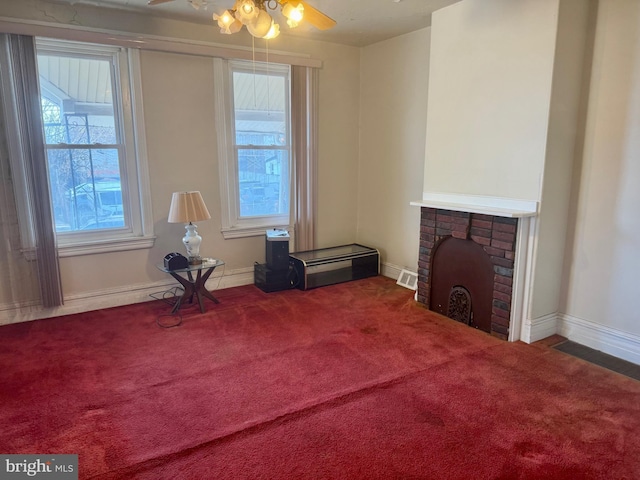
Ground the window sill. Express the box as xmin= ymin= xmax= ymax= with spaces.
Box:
xmin=221 ymin=225 xmax=291 ymax=239
xmin=57 ymin=235 xmax=157 ymax=257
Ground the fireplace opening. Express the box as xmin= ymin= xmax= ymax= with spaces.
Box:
xmin=430 ymin=237 xmax=494 ymax=333
xmin=418 ymin=208 xmax=518 ymax=339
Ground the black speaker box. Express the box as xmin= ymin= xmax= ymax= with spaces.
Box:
xmin=266 ymin=240 xmax=289 ymax=271
xmin=254 ymin=263 xmax=294 ymax=293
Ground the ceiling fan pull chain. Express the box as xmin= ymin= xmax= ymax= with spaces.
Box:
xmin=252 ymin=35 xmax=257 ymax=108
xmin=266 ymin=38 xmax=271 ymax=117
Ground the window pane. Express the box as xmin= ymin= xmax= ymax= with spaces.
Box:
xmin=218 ymin=60 xmax=291 ymax=233
xmin=233 ymin=71 xmax=286 ymax=146
xmin=41 ymin=97 xmax=63 ymax=143
xmin=47 ymin=148 xmax=124 ymax=232
xmin=238 ymin=148 xmax=289 ymax=217
xmin=38 ymin=53 xmax=117 ymax=145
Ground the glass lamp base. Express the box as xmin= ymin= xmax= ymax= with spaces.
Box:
xmin=183 ymin=223 xmax=203 ymax=263
xmin=188 ymin=256 xmax=203 ymax=265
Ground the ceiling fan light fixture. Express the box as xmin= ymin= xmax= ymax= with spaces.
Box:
xmin=246 ymin=8 xmax=273 ymax=38
xmin=213 ymin=10 xmax=242 ymax=33
xmin=262 ymin=20 xmax=281 ymax=39
xmin=226 ymin=19 xmax=243 ymax=34
xmin=208 ymin=0 xmax=334 ymax=38
xmin=149 ymin=0 xmax=335 ymax=36
xmin=213 ymin=9 xmax=233 ymax=26
xmin=282 ymin=2 xmax=304 ymax=28
xmin=235 ymin=0 xmax=259 ymax=22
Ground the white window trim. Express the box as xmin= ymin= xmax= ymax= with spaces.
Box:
xmin=32 ymin=39 xmax=155 ymax=257
xmin=214 ymin=57 xmax=293 ymax=239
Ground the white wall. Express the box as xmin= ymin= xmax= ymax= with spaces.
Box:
xmin=314 ymin=42 xmax=361 ymax=249
xmin=423 ymin=0 xmax=559 ymax=202
xmin=529 ymin=0 xmax=592 ymax=320
xmin=561 ymin=0 xmax=640 ymax=350
xmin=358 ymin=28 xmax=430 ymax=275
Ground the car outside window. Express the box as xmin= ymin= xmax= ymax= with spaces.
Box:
xmin=34 ymin=38 xmax=154 ymax=255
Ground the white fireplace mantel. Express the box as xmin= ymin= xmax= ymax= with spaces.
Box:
xmin=410 ymin=193 xmax=538 ymax=218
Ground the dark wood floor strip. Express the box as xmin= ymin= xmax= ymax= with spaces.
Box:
xmin=554 ymin=341 xmax=640 ymax=381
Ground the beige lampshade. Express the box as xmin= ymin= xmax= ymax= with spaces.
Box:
xmin=167 ymin=191 xmax=211 ymax=224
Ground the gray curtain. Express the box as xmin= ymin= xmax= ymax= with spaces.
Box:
xmin=291 ymin=65 xmax=318 ymax=252
xmin=0 ymin=34 xmax=63 ymax=308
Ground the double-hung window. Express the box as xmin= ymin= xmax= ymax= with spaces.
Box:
xmin=32 ymin=38 xmax=153 ymax=255
xmin=214 ymin=58 xmax=291 ymax=238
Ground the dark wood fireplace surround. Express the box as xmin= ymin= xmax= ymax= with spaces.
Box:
xmin=417 ymin=208 xmax=518 ymax=340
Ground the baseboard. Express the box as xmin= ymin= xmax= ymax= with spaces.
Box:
xmin=521 ymin=312 xmax=559 ymax=344
xmin=1 ymin=263 xmax=406 ymax=327
xmin=0 ymin=267 xmax=254 ymax=326
xmin=557 ymin=313 xmax=640 ymax=366
xmin=380 ymin=262 xmax=404 ymax=281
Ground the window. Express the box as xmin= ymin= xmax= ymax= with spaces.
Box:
xmin=33 ymin=38 xmax=153 ymax=255
xmin=214 ymin=58 xmax=291 ymax=238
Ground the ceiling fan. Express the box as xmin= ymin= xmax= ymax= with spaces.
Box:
xmin=147 ymin=0 xmax=336 ymax=39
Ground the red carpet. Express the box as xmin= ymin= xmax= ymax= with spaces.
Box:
xmin=0 ymin=276 xmax=638 ymax=479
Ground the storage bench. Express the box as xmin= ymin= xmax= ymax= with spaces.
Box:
xmin=289 ymin=244 xmax=379 ymax=290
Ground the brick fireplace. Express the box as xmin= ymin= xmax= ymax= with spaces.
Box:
xmin=417 ymin=207 xmax=518 ymax=340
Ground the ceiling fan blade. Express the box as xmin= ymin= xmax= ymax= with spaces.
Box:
xmin=148 ymin=0 xmax=175 ymax=5
xmin=282 ymin=0 xmax=336 ymax=31
xmin=299 ymin=1 xmax=336 ymax=30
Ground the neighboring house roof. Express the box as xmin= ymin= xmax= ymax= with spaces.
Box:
xmin=37 ymin=54 xmax=286 ymax=114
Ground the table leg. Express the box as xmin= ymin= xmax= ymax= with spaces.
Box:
xmin=187 ymin=270 xmax=195 ymax=304
xmin=198 ymin=266 xmax=220 ymax=305
xmin=168 ymin=271 xmax=195 ymax=315
xmin=166 ymin=266 xmax=221 ymax=314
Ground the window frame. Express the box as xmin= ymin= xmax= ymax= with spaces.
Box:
xmin=214 ymin=58 xmax=293 ymax=239
xmin=31 ymin=38 xmax=154 ymax=256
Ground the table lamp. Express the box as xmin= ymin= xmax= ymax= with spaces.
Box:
xmin=168 ymin=191 xmax=211 ymax=265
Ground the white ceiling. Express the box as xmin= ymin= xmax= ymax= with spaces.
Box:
xmin=50 ymin=0 xmax=461 ymax=47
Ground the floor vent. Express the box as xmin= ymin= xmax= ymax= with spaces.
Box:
xmin=396 ymin=269 xmax=418 ymax=290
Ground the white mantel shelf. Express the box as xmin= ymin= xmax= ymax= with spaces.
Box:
xmin=410 ymin=193 xmax=538 ymax=218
